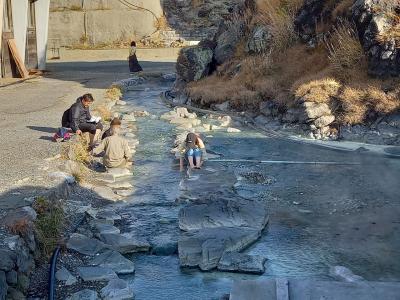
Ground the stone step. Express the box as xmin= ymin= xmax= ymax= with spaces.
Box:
xmin=229 ymin=279 xmax=400 ymax=300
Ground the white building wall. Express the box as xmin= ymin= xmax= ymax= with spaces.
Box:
xmin=0 ymin=0 xmax=4 ymax=76
xmin=35 ymin=0 xmax=50 ymax=70
xmin=11 ymin=0 xmax=29 ymax=64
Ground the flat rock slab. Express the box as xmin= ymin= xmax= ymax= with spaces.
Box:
xmin=93 ymin=186 xmax=121 ymax=201
xmin=179 ymin=199 xmax=269 ymax=231
xmin=115 ymin=189 xmax=135 ymax=197
xmin=56 ymin=267 xmax=77 ymax=285
xmin=178 ymin=227 xmax=261 ymax=271
xmin=77 ymin=266 xmax=118 ymax=282
xmin=66 ymin=289 xmax=99 ymax=300
xmin=96 ymin=210 xmax=121 ymax=221
xmin=217 ymin=252 xmax=267 ymax=274
xmin=92 ymin=223 xmax=120 ymax=238
xmin=107 ymin=168 xmax=132 ymax=178
xmin=67 ymin=233 xmax=109 ymax=256
xmin=230 ymin=279 xmax=277 ymax=300
xmin=90 ymin=250 xmax=135 ymax=275
xmin=227 ymin=127 xmax=241 ymax=133
xmin=100 ymin=233 xmax=150 ymax=254
xmin=101 ymin=278 xmax=134 ymax=300
xmin=106 ymin=182 xmax=133 ymax=189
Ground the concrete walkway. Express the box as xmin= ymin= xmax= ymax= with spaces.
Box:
xmin=230 ymin=279 xmax=400 ymax=300
xmin=0 ymin=49 xmax=177 ymax=195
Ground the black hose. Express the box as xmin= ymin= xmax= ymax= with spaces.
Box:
xmin=47 ymin=210 xmax=87 ymax=299
xmin=48 ymin=246 xmax=61 ymax=300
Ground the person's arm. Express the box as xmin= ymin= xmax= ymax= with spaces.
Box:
xmin=70 ymin=104 xmax=80 ymax=133
xmin=197 ymin=137 xmax=205 ymax=149
xmin=180 ymin=156 xmax=184 ymax=172
xmin=92 ymin=139 xmax=106 ymax=156
xmin=123 ymin=140 xmax=131 ymax=161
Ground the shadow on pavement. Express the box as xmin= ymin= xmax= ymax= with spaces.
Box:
xmin=44 ymin=60 xmax=176 ymax=89
xmin=27 ymin=126 xmax=58 ymax=133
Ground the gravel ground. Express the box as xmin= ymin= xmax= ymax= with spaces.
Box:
xmin=0 ymin=49 xmax=176 ymax=197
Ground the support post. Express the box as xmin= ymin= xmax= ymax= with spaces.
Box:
xmin=0 ymin=0 xmax=4 ymax=77
xmin=35 ymin=0 xmax=50 ymax=70
xmin=11 ymin=0 xmax=29 ymax=64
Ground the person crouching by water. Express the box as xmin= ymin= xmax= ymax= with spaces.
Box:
xmin=92 ymin=118 xmax=132 ymax=168
xmin=128 ymin=41 xmax=143 ymax=74
xmin=62 ymin=93 xmax=103 ymax=148
xmin=180 ymin=133 xmax=206 ymax=171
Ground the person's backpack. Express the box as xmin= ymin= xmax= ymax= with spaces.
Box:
xmin=53 ymin=127 xmax=71 ymax=142
xmin=62 ymin=108 xmax=71 ymax=128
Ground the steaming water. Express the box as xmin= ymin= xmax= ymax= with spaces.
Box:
xmin=118 ymin=81 xmax=400 ymax=299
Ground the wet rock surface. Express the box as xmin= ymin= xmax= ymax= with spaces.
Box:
xmin=67 ymin=233 xmax=109 ymax=256
xmin=89 ymin=250 xmax=135 ymax=275
xmin=179 ymin=227 xmax=262 ymax=271
xmin=218 ymin=252 xmax=267 ymax=274
xmin=77 ymin=266 xmax=118 ymax=282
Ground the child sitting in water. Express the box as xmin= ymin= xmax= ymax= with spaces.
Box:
xmin=180 ymin=132 xmax=205 ymax=171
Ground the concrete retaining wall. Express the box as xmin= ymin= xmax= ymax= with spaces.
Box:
xmin=49 ymin=0 xmax=163 ymax=47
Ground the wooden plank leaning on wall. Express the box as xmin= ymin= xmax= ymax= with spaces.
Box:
xmin=8 ymin=39 xmax=29 ymax=78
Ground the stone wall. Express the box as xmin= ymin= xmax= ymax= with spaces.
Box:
xmin=48 ymin=0 xmax=163 ymax=46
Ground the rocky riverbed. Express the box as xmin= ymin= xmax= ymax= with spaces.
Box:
xmin=3 ymin=73 xmax=400 ymax=300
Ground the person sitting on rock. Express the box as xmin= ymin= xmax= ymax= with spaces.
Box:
xmin=92 ymin=118 xmax=132 ymax=168
xmin=62 ymin=93 xmax=103 ymax=147
xmin=102 ymin=117 xmax=121 ymax=140
xmin=180 ymin=132 xmax=205 ymax=171
xmin=128 ymin=41 xmax=143 ymax=74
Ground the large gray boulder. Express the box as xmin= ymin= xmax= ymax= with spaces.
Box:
xmin=352 ymin=0 xmax=400 ymax=76
xmin=178 ymin=227 xmax=261 ymax=271
xmin=246 ymin=26 xmax=272 ymax=54
xmin=0 ymin=249 xmax=15 ymax=271
xmin=176 ymin=43 xmax=214 ymax=83
xmin=178 ymin=199 xmax=269 ymax=231
xmin=0 ymin=271 xmax=7 ymax=300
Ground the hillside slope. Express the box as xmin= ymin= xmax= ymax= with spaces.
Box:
xmin=174 ymin=0 xmax=400 ymax=145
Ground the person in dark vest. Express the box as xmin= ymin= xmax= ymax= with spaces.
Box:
xmin=62 ymin=93 xmax=103 ymax=147
xmin=128 ymin=41 xmax=143 ymax=74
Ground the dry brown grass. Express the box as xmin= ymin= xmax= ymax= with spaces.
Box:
xmin=94 ymin=105 xmax=112 ymax=122
xmin=326 ymin=21 xmax=367 ymax=78
xmin=62 ymin=135 xmax=91 ymax=164
xmin=106 ymin=86 xmax=122 ymax=101
xmin=189 ymin=0 xmax=400 ymax=126
xmin=256 ymin=0 xmax=303 ymax=52
xmin=155 ymin=16 xmax=169 ymax=31
xmin=337 ymin=85 xmax=400 ymax=124
xmin=34 ymin=196 xmax=65 ymax=258
xmin=294 ymin=78 xmax=341 ymax=103
xmin=7 ymin=218 xmax=32 ymax=236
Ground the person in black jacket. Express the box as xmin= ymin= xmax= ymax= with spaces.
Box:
xmin=62 ymin=93 xmax=103 ymax=146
